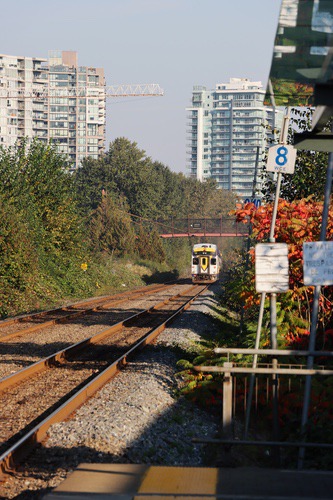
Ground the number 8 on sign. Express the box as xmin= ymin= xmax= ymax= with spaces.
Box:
xmin=266 ymin=144 xmax=296 ymax=174
xmin=275 ymin=146 xmax=288 ymax=166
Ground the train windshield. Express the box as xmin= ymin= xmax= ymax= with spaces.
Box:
xmin=192 ymin=246 xmax=217 ymax=256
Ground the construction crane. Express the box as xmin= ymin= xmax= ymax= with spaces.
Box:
xmin=0 ymin=84 xmax=164 ymax=99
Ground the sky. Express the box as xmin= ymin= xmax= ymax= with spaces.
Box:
xmin=1 ymin=0 xmax=282 ymax=174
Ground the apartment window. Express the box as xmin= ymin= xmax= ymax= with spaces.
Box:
xmin=50 ymin=121 xmax=67 ymax=128
xmin=51 ymin=113 xmax=68 ymax=120
xmin=50 ymin=98 xmax=69 ymax=105
xmin=54 ymin=74 xmax=69 ymax=80
xmin=88 ymin=106 xmax=98 ymax=114
xmin=88 ymin=124 xmax=98 ymax=135
xmin=49 ymin=129 xmax=68 ymax=137
xmin=50 ymin=106 xmax=67 ymax=112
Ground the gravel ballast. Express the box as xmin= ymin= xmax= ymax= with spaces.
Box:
xmin=0 ymin=284 xmax=222 ymax=499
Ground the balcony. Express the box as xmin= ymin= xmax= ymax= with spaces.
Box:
xmin=33 ymin=113 xmax=47 ymax=120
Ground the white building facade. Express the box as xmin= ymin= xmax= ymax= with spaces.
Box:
xmin=0 ymin=51 xmax=106 ymax=170
xmin=0 ymin=53 xmax=48 ymax=147
xmin=186 ymin=78 xmax=283 ymax=200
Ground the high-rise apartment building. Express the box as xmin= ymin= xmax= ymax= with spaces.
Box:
xmin=0 ymin=53 xmax=49 ymax=147
xmin=186 ymin=78 xmax=283 ymax=199
xmin=0 ymin=51 xmax=106 ymax=170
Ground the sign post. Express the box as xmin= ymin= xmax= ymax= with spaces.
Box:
xmin=245 ymin=108 xmax=293 ymax=445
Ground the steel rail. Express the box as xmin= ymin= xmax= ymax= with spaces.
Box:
xmin=0 ymin=285 xmax=208 ymax=479
xmin=0 ymin=283 xmax=177 ymax=342
xmin=0 ymin=284 xmax=201 ymax=393
xmin=0 ymin=282 xmax=174 ymax=329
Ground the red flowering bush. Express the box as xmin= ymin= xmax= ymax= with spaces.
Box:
xmin=233 ymin=197 xmax=333 ymax=346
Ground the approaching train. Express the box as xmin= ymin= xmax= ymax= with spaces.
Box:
xmin=191 ymin=243 xmax=222 ymax=284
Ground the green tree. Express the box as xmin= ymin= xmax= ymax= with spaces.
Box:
xmin=90 ymin=193 xmax=135 ymax=256
xmin=0 ymin=194 xmax=38 ymax=316
xmin=147 ymin=229 xmax=166 ymax=263
xmin=0 ymin=139 xmax=83 ymax=254
xmin=74 ymin=156 xmax=117 ymax=214
xmin=105 ymin=137 xmax=163 ymax=218
xmin=135 ymin=224 xmax=151 ymax=260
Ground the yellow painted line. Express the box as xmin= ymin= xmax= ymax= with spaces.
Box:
xmin=138 ymin=466 xmax=218 ymax=495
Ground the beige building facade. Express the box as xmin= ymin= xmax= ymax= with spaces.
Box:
xmin=0 ymin=50 xmax=106 ymax=170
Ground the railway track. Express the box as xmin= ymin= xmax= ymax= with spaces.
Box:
xmin=0 ymin=282 xmax=184 ymax=380
xmin=0 ymin=282 xmax=208 ymax=480
xmin=0 ymin=282 xmax=176 ymax=341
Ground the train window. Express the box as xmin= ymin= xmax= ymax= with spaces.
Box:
xmin=211 ymin=258 xmax=216 ymax=265
xmin=193 ymin=258 xmax=199 ymax=265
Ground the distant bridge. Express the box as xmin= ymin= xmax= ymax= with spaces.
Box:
xmin=127 ymin=212 xmax=250 ymax=238
xmin=137 ymin=216 xmax=250 ymax=238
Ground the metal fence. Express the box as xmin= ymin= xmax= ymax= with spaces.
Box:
xmin=195 ymin=348 xmax=333 ymax=469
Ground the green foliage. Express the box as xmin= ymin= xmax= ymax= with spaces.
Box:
xmin=0 ymin=139 xmax=83 ymax=255
xmin=0 ymin=194 xmax=38 ymax=316
xmin=1 ymin=135 xmax=237 ymax=318
xmin=74 ymin=156 xmax=117 ymax=214
xmin=0 ymin=139 xmax=90 ymax=316
xmin=74 ymin=137 xmax=236 ymax=271
xmin=90 ymin=193 xmax=135 ymax=256
xmin=176 ymin=359 xmax=194 ymax=370
xmin=74 ymin=137 xmax=237 ymax=220
xmin=161 ymin=238 xmax=192 ymax=275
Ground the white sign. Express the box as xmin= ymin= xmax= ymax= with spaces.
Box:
xmin=266 ymin=145 xmax=296 ymax=174
xmin=255 ymin=243 xmax=289 ymax=293
xmin=303 ymin=241 xmax=333 ymax=285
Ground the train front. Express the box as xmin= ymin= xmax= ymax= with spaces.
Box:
xmin=191 ymin=243 xmax=220 ymax=284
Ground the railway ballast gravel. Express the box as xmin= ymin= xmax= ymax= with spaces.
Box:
xmin=0 ymin=284 xmax=221 ymax=499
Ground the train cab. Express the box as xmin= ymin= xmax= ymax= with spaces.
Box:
xmin=191 ymin=243 xmax=221 ymax=284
